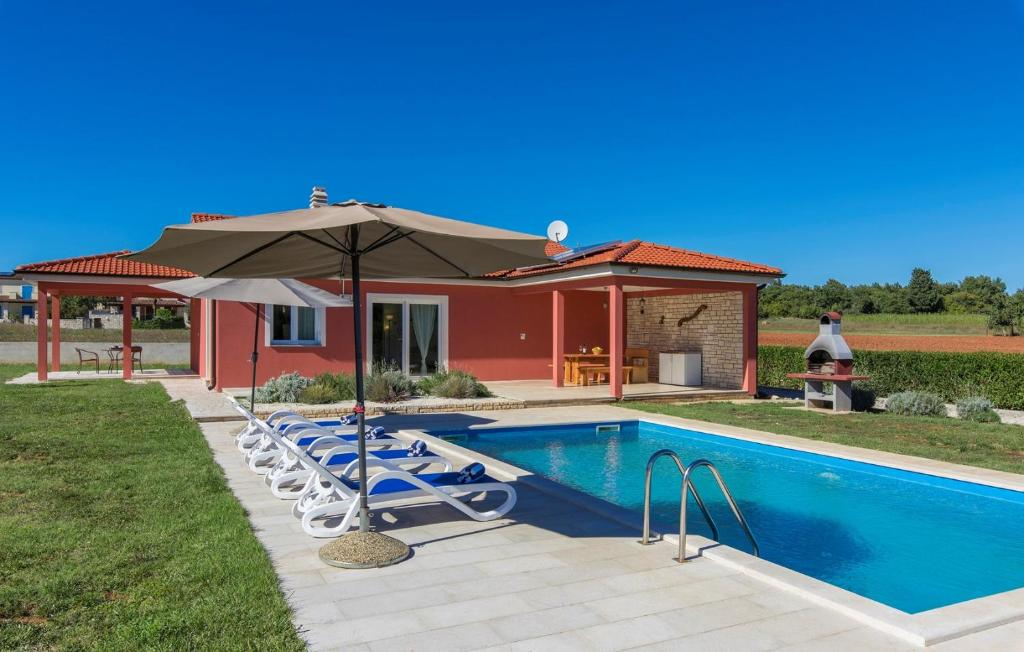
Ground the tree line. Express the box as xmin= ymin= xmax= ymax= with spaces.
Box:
xmin=759 ymin=269 xmax=1024 ymax=334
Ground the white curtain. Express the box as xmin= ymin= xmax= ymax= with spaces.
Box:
xmin=410 ymin=304 xmax=437 ymax=374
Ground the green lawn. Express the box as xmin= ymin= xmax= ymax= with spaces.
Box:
xmin=760 ymin=313 xmax=989 ymax=335
xmin=0 ymin=322 xmax=190 ymax=342
xmin=627 ymin=401 xmax=1024 ymax=475
xmin=0 ymin=364 xmax=303 ymax=650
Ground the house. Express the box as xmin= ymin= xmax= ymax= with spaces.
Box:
xmin=0 ymin=274 xmax=36 ymax=321
xmin=16 ymin=189 xmax=783 ymax=398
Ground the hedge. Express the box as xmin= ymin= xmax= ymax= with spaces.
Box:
xmin=758 ymin=345 xmax=1024 ymax=410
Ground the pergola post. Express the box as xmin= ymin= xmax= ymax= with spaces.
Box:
xmin=742 ymin=285 xmax=758 ymax=395
xmin=551 ymin=290 xmax=564 ymax=387
xmin=608 ymin=283 xmax=623 ymax=399
xmin=50 ymin=294 xmax=61 ymax=372
xmin=36 ymin=288 xmax=48 ymax=381
xmin=122 ymin=295 xmax=133 ymax=380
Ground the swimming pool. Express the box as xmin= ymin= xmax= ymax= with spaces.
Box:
xmin=433 ymin=420 xmax=1024 ymax=614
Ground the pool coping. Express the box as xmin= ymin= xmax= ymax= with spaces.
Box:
xmin=398 ymin=410 xmax=1024 ymax=648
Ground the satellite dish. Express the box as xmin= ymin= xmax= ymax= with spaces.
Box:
xmin=546 ymin=219 xmax=569 ymax=243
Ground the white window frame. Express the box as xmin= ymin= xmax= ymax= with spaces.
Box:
xmin=365 ymin=293 xmax=448 ymax=377
xmin=264 ymin=304 xmax=326 ymax=347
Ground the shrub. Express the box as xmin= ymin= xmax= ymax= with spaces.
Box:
xmin=133 ymin=307 xmax=186 ymax=329
xmin=851 ymin=382 xmax=876 ymax=412
xmin=417 ymin=369 xmax=491 ymax=399
xmin=312 ymin=372 xmax=356 ymax=401
xmin=297 ymin=383 xmax=342 ymax=404
xmin=758 ymin=346 xmax=1024 ymax=410
xmin=955 ymin=396 xmax=1000 ymax=423
xmin=253 ymin=372 xmax=311 ymax=404
xmin=365 ymin=365 xmax=415 ymax=403
xmin=885 ymin=391 xmax=947 ymax=417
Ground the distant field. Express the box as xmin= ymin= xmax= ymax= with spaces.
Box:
xmin=760 ymin=313 xmax=989 ymax=336
xmin=0 ymin=323 xmax=190 ymax=342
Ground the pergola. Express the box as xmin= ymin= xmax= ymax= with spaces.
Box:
xmin=16 ymin=252 xmax=196 ymax=381
xmin=528 ymin=276 xmax=760 ymax=399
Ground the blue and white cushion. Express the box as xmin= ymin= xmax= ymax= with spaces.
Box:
xmin=457 ymin=462 xmax=486 ymax=484
xmin=407 ymin=440 xmax=428 ymax=457
xmin=364 ymin=425 xmax=386 ymax=440
xmin=340 ymin=413 xmax=358 ymax=425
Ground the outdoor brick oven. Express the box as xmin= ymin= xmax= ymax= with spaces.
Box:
xmin=786 ymin=312 xmax=868 ymax=413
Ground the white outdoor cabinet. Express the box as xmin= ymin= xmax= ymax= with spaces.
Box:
xmin=658 ymin=351 xmax=702 ymax=386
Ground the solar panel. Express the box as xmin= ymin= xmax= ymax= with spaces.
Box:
xmin=551 ymin=240 xmax=623 ymax=264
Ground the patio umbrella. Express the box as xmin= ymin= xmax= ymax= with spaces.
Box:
xmin=128 ymin=200 xmax=550 ymax=565
xmin=153 ymin=278 xmax=352 ymax=409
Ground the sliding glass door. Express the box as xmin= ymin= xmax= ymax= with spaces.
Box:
xmin=367 ymin=295 xmax=447 ymax=377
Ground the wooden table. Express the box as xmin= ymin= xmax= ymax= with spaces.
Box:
xmin=563 ymin=353 xmax=610 ymax=385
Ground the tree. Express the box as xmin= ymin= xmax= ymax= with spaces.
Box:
xmin=815 ymin=279 xmax=851 ymax=313
xmin=906 ymin=268 xmax=942 ymax=313
xmin=943 ymin=291 xmax=985 ymax=314
xmin=59 ymin=295 xmax=96 ymax=318
xmin=959 ymin=276 xmax=1007 ymax=312
xmin=986 ymin=295 xmax=1018 ymax=336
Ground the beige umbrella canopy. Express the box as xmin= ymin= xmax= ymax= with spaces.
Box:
xmin=154 ymin=278 xmax=353 ymax=411
xmin=129 ymin=199 xmax=550 ymax=567
xmin=128 ymin=200 xmax=549 ymax=279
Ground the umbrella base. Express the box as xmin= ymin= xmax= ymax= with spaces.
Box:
xmin=319 ymin=531 xmax=411 ymax=569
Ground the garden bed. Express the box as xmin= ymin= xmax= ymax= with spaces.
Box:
xmin=248 ymin=393 xmax=524 ymax=418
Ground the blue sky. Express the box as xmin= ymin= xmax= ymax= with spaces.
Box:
xmin=1 ymin=1 xmax=1022 ymax=289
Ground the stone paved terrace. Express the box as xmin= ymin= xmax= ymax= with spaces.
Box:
xmin=185 ymin=387 xmax=1024 ymax=651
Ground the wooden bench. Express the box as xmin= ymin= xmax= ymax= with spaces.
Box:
xmin=577 ymin=348 xmax=649 ymax=386
xmin=580 ymin=365 xmax=633 ymax=386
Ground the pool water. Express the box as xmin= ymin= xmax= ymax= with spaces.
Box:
xmin=434 ymin=420 xmax=1024 ymax=614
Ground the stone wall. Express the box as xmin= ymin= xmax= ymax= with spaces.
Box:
xmin=626 ymin=291 xmax=744 ymax=389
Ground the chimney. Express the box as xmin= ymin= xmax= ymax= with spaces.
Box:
xmin=309 ymin=186 xmax=328 ymax=208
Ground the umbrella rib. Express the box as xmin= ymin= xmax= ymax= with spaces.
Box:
xmin=405 ymin=235 xmax=470 ymax=276
xmin=295 ymin=231 xmax=349 ymax=254
xmin=362 ymin=228 xmax=412 ymax=255
xmin=320 ymin=229 xmax=354 ymax=256
xmin=361 ymin=225 xmax=402 ymax=252
xmin=208 ymin=231 xmax=347 ymax=277
xmin=209 ymin=232 xmax=299 ymax=276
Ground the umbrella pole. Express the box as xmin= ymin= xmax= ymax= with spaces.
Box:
xmin=250 ymin=303 xmax=260 ymax=410
xmin=350 ymin=254 xmax=371 ymax=533
xmin=319 ymin=250 xmax=410 ymax=569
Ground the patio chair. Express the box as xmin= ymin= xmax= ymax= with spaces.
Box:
xmin=75 ymin=347 xmax=99 ymax=373
xmin=103 ymin=346 xmax=143 ymax=374
xmin=130 ymin=345 xmax=143 ymax=373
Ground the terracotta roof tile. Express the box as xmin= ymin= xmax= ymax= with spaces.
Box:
xmin=619 ymin=242 xmax=782 ymax=275
xmin=544 ymin=240 xmax=570 ymax=256
xmin=15 ymin=251 xmax=193 ymax=279
xmin=492 ymin=240 xmax=781 ymax=279
xmin=190 ymin=212 xmax=235 ymax=223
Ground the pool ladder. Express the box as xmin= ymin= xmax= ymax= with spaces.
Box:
xmin=639 ymin=450 xmax=760 ymax=563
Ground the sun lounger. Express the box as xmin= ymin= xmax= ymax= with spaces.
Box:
xmin=249 ymin=422 xmax=516 ymax=537
xmin=233 ymin=405 xmax=358 ymax=452
xmin=297 ymin=463 xmax=517 ymax=537
xmin=230 ymin=403 xmax=401 ymax=473
xmin=267 ymin=440 xmax=453 ymax=499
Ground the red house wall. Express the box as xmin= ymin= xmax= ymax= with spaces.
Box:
xmin=209 ymin=281 xmax=609 ymax=389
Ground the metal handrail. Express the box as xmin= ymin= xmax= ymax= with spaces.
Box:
xmin=640 ymin=449 xmax=759 ymax=562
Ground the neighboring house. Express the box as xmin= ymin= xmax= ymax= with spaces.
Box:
xmin=0 ymin=276 xmax=36 ymax=321
xmin=16 ymin=190 xmax=784 ymax=394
